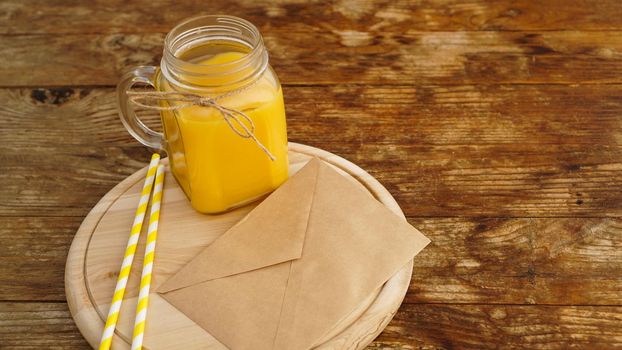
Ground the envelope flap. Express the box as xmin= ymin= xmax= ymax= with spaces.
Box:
xmin=273 ymin=159 xmax=431 ymax=349
xmin=157 ymin=159 xmax=322 ymax=294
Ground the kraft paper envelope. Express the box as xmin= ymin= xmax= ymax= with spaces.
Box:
xmin=157 ymin=158 xmax=430 ymax=350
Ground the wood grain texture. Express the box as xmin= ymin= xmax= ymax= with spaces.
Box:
xmin=2 ymin=0 xmax=622 ymax=34
xmin=0 ymin=217 xmax=83 ymax=301
xmin=3 ymin=84 xmax=622 ymax=147
xmin=407 ymin=217 xmax=622 ymax=305
xmin=4 ymin=216 xmax=620 ymax=306
xmin=2 ymin=0 xmax=622 ymax=348
xmin=0 ymin=145 xmax=151 ymax=217
xmin=1 ymin=85 xmax=621 ymax=217
xmin=5 ymin=144 xmax=622 ymax=218
xmin=3 ymin=31 xmax=622 ymax=86
xmin=372 ymin=304 xmax=622 ymax=350
xmin=2 ymin=302 xmax=621 ymax=350
xmin=0 ymin=302 xmax=91 ymax=349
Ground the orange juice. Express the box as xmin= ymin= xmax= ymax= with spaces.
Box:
xmin=156 ymin=48 xmax=289 ymax=213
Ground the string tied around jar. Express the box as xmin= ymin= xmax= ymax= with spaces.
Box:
xmin=126 ymin=90 xmax=276 ymax=161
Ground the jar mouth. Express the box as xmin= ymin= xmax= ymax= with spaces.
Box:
xmin=161 ymin=15 xmax=269 ymax=91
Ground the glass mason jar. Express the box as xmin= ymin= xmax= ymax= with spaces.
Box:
xmin=118 ymin=15 xmax=289 ymax=214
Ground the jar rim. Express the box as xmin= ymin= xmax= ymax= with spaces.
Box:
xmin=161 ymin=15 xmax=269 ymax=91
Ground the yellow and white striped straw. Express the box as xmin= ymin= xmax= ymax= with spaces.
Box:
xmin=131 ymin=164 xmax=165 ymax=350
xmin=99 ymin=153 xmax=161 ymax=350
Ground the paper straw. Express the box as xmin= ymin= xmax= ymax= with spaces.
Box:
xmin=99 ymin=153 xmax=160 ymax=350
xmin=131 ymin=164 xmax=165 ymax=350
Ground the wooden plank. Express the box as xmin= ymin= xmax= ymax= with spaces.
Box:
xmin=3 ymin=31 xmax=622 ymax=86
xmin=406 ymin=217 xmax=622 ymax=305
xmin=0 ymin=217 xmax=83 ymax=301
xmin=1 ymin=85 xmax=621 ymax=217
xmin=2 ymin=0 xmax=622 ymax=34
xmin=371 ymin=304 xmax=622 ymax=349
xmin=7 ymin=143 xmax=622 ymax=218
xmin=0 ymin=302 xmax=90 ymax=349
xmin=5 ymin=84 xmax=622 ymax=146
xmin=3 ymin=217 xmax=620 ymax=304
xmin=3 ymin=84 xmax=621 ymax=147
xmin=0 ymin=145 xmax=151 ymax=217
xmin=2 ymin=302 xmax=621 ymax=349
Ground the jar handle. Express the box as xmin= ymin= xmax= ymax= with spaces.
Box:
xmin=117 ymin=66 xmax=165 ymax=150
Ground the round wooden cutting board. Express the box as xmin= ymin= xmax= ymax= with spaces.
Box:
xmin=65 ymin=143 xmax=414 ymax=350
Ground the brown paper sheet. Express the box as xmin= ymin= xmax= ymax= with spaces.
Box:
xmin=157 ymin=158 xmax=430 ymax=349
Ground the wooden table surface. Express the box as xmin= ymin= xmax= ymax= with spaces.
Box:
xmin=1 ymin=1 xmax=621 ymax=349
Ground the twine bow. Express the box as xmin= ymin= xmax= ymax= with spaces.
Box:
xmin=127 ymin=90 xmax=276 ymax=161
